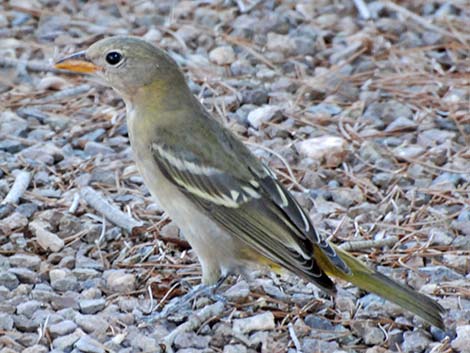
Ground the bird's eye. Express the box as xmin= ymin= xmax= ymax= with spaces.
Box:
xmin=105 ymin=51 xmax=122 ymax=66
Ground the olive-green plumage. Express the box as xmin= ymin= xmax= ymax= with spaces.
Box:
xmin=55 ymin=36 xmax=445 ymax=329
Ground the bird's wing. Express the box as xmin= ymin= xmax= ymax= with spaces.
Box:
xmin=151 ymin=124 xmax=350 ymax=292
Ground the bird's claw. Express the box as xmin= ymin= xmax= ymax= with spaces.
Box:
xmin=144 ymin=280 xmax=228 ymax=322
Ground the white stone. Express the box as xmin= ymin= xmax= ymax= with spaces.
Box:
xmin=295 ymin=136 xmax=347 ymax=167
xmin=209 ymin=46 xmax=236 ymax=65
xmin=30 ymin=220 xmax=64 ymax=252
xmin=247 ymin=105 xmax=281 ymax=129
xmin=233 ymin=311 xmax=275 ymax=334
xmin=452 ymin=325 xmax=470 ymax=353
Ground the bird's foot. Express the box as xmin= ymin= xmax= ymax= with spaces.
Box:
xmin=143 ymin=275 xmax=229 ymax=322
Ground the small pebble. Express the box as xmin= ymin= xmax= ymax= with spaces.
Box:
xmin=79 ymin=298 xmax=106 ymax=314
xmin=246 ymin=105 xmax=282 ymax=129
xmin=48 ymin=320 xmax=78 ymax=338
xmin=209 ymin=46 xmax=236 ymax=65
xmin=174 ymin=332 xmax=210 ymax=349
xmin=296 ymin=136 xmax=347 ymax=167
xmin=74 ymin=335 xmax=105 ymax=353
xmin=52 ymin=332 xmax=82 ymax=351
xmin=402 ymin=330 xmax=433 ymax=353
xmin=104 ymin=270 xmax=136 ymax=293
xmin=233 ymin=311 xmax=275 ymax=334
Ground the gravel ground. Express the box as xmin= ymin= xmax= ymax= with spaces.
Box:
xmin=0 ymin=1 xmax=469 ymax=352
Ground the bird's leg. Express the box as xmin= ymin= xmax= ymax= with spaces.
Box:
xmin=144 ymin=274 xmax=229 ymax=322
xmin=177 ymin=274 xmax=229 ymax=305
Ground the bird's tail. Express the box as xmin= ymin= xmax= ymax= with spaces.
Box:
xmin=317 ymin=244 xmax=445 ymax=329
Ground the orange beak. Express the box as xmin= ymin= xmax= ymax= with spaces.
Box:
xmin=54 ymin=51 xmax=100 ymax=73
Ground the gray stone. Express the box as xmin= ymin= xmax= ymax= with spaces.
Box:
xmin=363 ymin=326 xmax=385 ymax=345
xmin=442 ymin=254 xmax=468 ymax=273
xmin=29 ymin=220 xmax=64 ymax=252
xmin=0 ymin=139 xmax=24 ymax=153
xmin=129 ymin=333 xmax=159 ymax=352
xmin=231 ymin=59 xmax=254 ymax=76
xmin=307 ymin=103 xmax=342 ymax=116
xmin=84 ymin=141 xmax=115 ymax=156
xmin=8 ymin=268 xmax=37 ymax=284
xmin=266 ymin=32 xmax=296 ymax=55
xmin=31 ymin=284 xmax=55 ymax=301
xmin=80 ymin=287 xmax=102 ymax=300
xmin=417 ymin=129 xmax=456 ymax=147
xmin=429 ymin=229 xmax=454 ymax=246
xmin=304 ymin=315 xmax=334 ymax=330
xmin=402 ymin=330 xmax=432 ymax=353
xmin=104 ymin=270 xmax=136 ymax=293
xmin=233 ymin=311 xmax=275 ymax=334
xmin=75 ymin=314 xmax=109 ymax=334
xmin=330 ymin=187 xmax=364 ymax=208
xmin=58 ymin=255 xmax=75 ymax=269
xmin=0 ymin=111 xmax=28 ymax=136
xmin=363 ymin=100 xmax=412 ymax=127
xmin=16 ymin=300 xmax=42 ymax=318
xmin=16 ymin=333 xmax=40 ymax=349
xmin=419 ymin=265 xmax=463 ymax=282
xmin=117 ymin=297 xmax=139 ymax=312
xmin=302 ymin=338 xmax=339 ymax=352
xmin=16 ymin=203 xmax=38 ymax=219
xmin=90 ymin=169 xmax=115 ymax=186
xmin=58 ymin=214 xmax=84 ymax=237
xmin=0 ymin=312 xmax=14 ymax=330
xmin=74 ymin=335 xmax=105 ymax=353
xmin=72 ymin=268 xmax=100 ymax=281
xmin=50 ymin=269 xmax=78 ymax=291
xmin=9 ymin=254 xmax=41 ymax=270
xmin=224 ymin=280 xmax=249 ymax=301
xmin=385 ymin=116 xmax=417 ymax=132
xmin=51 ymin=293 xmax=79 ymax=310
xmin=242 ymin=89 xmax=268 ymax=106
xmin=49 ymin=320 xmax=77 ymax=338
xmin=372 ymin=172 xmax=394 ymax=187
xmin=13 ymin=314 xmax=39 ymax=332
xmin=209 ymin=46 xmax=236 ymax=65
xmin=79 ymin=298 xmax=106 ymax=314
xmin=247 ymin=105 xmax=282 ymax=129
xmin=0 ymin=212 xmax=29 ymax=235
xmin=78 ymin=128 xmax=106 ymax=144
xmin=21 ymin=143 xmax=64 ymax=165
xmin=22 ymin=345 xmax=48 ymax=353
xmin=256 ymin=281 xmax=288 ymax=301
xmin=296 ymin=136 xmax=347 ymax=168
xmin=223 ymin=345 xmax=247 ymax=353
xmin=0 ymin=271 xmax=19 ymax=290
xmin=432 ymin=172 xmax=463 ymax=188
xmin=33 ymin=171 xmax=49 ymax=186
xmin=174 ymin=332 xmax=210 ymax=349
xmin=394 ymin=145 xmax=426 ymax=160
xmin=451 ymin=325 xmax=470 ymax=353
xmin=52 ymin=332 xmax=82 ymax=350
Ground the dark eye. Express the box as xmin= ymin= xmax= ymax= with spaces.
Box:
xmin=105 ymin=51 xmax=122 ymax=65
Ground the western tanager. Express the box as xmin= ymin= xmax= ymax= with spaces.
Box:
xmin=55 ymin=36 xmax=444 ymax=329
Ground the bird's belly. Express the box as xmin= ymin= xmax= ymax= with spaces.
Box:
xmin=132 ymin=147 xmax=250 ymax=280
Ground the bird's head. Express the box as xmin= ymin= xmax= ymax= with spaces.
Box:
xmin=55 ymin=36 xmax=186 ymax=101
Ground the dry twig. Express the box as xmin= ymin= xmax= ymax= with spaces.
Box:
xmin=1 ymin=171 xmax=31 ymax=205
xmin=352 ymin=0 xmax=371 ymax=20
xmin=0 ymin=57 xmax=70 ymax=74
xmin=379 ymin=1 xmax=470 ymax=43
xmin=339 ymin=236 xmax=399 ymax=252
xmin=80 ymin=186 xmax=143 ymax=233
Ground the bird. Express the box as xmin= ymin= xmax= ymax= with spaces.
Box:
xmin=55 ymin=36 xmax=445 ymax=329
